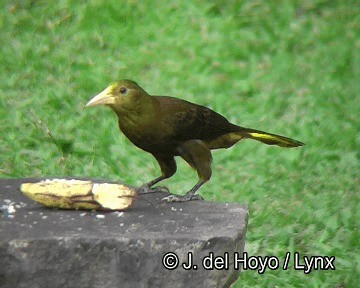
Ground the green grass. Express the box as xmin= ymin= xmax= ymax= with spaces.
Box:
xmin=1 ymin=0 xmax=359 ymax=286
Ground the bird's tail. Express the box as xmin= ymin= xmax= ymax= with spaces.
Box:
xmin=237 ymin=127 xmax=304 ymax=148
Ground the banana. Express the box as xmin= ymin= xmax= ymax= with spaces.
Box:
xmin=20 ymin=179 xmax=136 ymax=211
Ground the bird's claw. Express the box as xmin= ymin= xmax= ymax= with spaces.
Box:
xmin=137 ymin=185 xmax=170 ymax=194
xmin=161 ymin=194 xmax=203 ymax=203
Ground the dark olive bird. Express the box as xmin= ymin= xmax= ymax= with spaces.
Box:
xmin=86 ymin=80 xmax=304 ymax=202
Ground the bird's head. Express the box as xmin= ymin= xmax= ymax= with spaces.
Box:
xmin=85 ymin=80 xmax=148 ymax=112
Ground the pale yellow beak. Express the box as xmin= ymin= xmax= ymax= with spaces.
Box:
xmin=85 ymin=86 xmax=116 ymax=107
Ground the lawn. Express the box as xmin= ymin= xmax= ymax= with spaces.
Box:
xmin=1 ymin=0 xmax=359 ymax=287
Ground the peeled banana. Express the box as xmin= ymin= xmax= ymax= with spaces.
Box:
xmin=20 ymin=179 xmax=136 ymax=211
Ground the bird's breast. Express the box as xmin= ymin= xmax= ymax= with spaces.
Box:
xmin=118 ymin=118 xmax=179 ymax=154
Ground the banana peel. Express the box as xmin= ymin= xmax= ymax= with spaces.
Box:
xmin=20 ymin=179 xmax=136 ymax=211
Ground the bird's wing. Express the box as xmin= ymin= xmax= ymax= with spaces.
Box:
xmin=154 ymin=96 xmax=235 ymax=141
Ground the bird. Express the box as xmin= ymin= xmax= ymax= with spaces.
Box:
xmin=86 ymin=80 xmax=304 ymax=202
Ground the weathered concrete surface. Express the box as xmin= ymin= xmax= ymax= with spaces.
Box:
xmin=0 ymin=178 xmax=248 ymax=288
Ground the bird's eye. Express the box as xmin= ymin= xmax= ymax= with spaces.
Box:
xmin=119 ymin=87 xmax=127 ymax=94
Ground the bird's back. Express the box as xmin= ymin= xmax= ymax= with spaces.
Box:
xmin=153 ymin=96 xmax=238 ymax=142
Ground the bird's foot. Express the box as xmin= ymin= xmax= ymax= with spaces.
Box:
xmin=161 ymin=194 xmax=203 ymax=203
xmin=137 ymin=185 xmax=170 ymax=194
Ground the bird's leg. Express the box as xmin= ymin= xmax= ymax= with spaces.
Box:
xmin=162 ymin=140 xmax=212 ymax=202
xmin=137 ymin=155 xmax=176 ymax=195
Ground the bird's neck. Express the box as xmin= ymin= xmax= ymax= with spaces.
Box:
xmin=111 ymin=94 xmax=155 ymax=126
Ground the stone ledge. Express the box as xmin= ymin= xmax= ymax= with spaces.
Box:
xmin=0 ymin=178 xmax=248 ymax=288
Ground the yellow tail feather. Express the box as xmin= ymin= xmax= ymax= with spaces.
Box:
xmin=242 ymin=129 xmax=304 ymax=148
